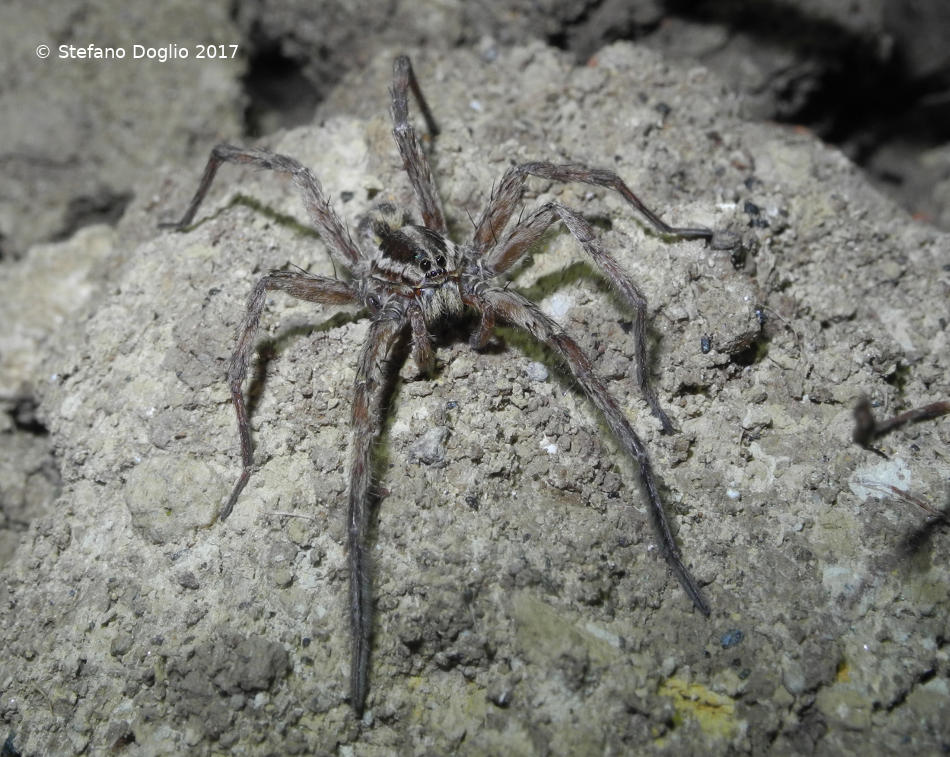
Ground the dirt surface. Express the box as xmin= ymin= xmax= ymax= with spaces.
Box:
xmin=1 ymin=41 xmax=948 ymax=756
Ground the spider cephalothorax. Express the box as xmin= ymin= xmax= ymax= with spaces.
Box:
xmin=164 ymin=54 xmax=723 ymax=716
xmin=360 ymin=211 xmax=468 ymax=328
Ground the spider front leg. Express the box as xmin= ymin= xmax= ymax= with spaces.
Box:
xmin=473 ymin=161 xmax=715 ymax=257
xmin=161 ymin=143 xmax=362 ymax=271
xmin=347 ymin=314 xmax=406 ymax=716
xmin=391 ymin=56 xmax=448 ymax=234
xmin=489 ymin=200 xmax=677 ymax=432
xmin=470 ymin=286 xmax=710 ymax=616
xmin=220 ymin=270 xmax=357 ymax=522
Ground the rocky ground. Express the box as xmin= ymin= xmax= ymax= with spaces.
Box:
xmin=1 ymin=5 xmax=948 ymax=757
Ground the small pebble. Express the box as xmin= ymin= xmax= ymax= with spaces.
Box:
xmin=408 ymin=426 xmax=450 ymax=465
xmin=525 ymin=361 xmax=549 ymax=382
xmin=720 ymin=629 xmax=744 ymax=649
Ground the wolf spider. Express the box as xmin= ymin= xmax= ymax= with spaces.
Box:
xmin=163 ymin=55 xmax=720 ymax=716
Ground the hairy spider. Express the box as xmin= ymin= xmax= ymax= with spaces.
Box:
xmin=164 ymin=55 xmax=719 ymax=716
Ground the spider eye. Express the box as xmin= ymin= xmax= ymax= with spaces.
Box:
xmin=435 ymin=255 xmax=446 ymax=268
xmin=419 ymin=259 xmax=432 ymax=272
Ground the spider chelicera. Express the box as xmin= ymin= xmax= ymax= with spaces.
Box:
xmin=164 ymin=54 xmax=721 ymax=716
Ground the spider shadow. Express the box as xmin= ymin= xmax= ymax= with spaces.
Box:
xmin=896 ymin=492 xmax=950 ymax=561
xmin=243 ymin=310 xmax=365 ymax=420
xmin=500 ymin=257 xmax=671 ymax=381
xmin=166 ymin=192 xmax=324 ymax=241
xmin=478 ymin=258 xmax=694 ymax=533
xmin=229 ymin=194 xmax=326 ymax=241
xmin=203 ymin=193 xmax=362 ymax=418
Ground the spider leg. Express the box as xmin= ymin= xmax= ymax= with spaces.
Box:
xmin=161 ymin=144 xmax=362 ymax=270
xmin=468 ymin=286 xmax=710 ymax=616
xmin=221 ymin=270 xmax=358 ymax=522
xmin=348 ymin=313 xmax=406 ymax=716
xmin=391 ymin=56 xmax=448 ymax=234
xmin=473 ymin=161 xmax=713 ymax=257
xmin=469 ymin=307 xmax=496 ymax=350
xmin=488 ymin=201 xmax=674 ymax=432
xmin=408 ymin=303 xmax=435 ymax=375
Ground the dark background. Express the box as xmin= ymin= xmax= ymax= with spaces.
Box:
xmin=2 ymin=0 xmax=950 ymax=264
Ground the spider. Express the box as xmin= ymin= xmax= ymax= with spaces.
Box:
xmin=163 ymin=55 xmax=721 ymax=716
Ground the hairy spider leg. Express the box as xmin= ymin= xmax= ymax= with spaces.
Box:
xmin=471 ymin=163 xmax=713 ymax=434
xmin=469 ymin=285 xmax=710 ymax=616
xmin=348 ymin=314 xmax=405 ymax=716
xmin=489 ymin=200 xmax=681 ymax=432
xmin=391 ymin=55 xmax=448 ymax=234
xmin=494 ymin=202 xmax=688 ymax=433
xmin=473 ymin=161 xmax=713 ymax=258
xmin=221 ymin=271 xmax=358 ymax=521
xmin=161 ymin=144 xmax=363 ymax=270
